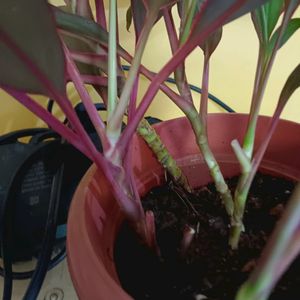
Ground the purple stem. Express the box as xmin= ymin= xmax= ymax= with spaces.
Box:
xmin=128 ymin=74 xmax=139 ymax=123
xmin=70 ymin=51 xmax=108 ymax=64
xmin=95 ymin=0 xmax=107 ymax=30
xmin=200 ymin=54 xmax=210 ymax=134
xmin=163 ymin=8 xmax=179 ymax=53
xmin=64 ymin=44 xmax=110 ymax=152
xmin=80 ymin=74 xmax=108 ymax=86
xmin=4 ymin=88 xmax=92 ymax=159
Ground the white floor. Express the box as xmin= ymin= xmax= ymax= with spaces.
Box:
xmin=0 ymin=259 xmax=78 ymax=300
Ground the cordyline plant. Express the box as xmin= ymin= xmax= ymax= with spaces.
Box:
xmin=1 ymin=0 xmax=300 ymax=299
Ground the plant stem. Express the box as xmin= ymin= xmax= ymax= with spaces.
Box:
xmin=186 ymin=108 xmax=234 ymax=217
xmin=200 ymin=53 xmax=210 ymax=134
xmin=107 ymin=0 xmax=118 ymax=130
xmin=64 ymin=45 xmax=110 ymax=152
xmin=163 ymin=8 xmax=193 ymax=103
xmin=137 ymin=118 xmax=192 ymax=192
xmin=95 ymin=0 xmax=107 ymax=29
xmin=107 ymin=10 xmax=158 ymax=145
xmin=231 ymin=6 xmax=295 ymax=248
xmin=4 ymin=89 xmax=92 ymax=159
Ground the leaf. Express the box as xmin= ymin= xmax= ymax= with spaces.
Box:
xmin=147 ymin=0 xmax=178 ymax=11
xmin=0 ymin=0 xmax=65 ymax=95
xmin=199 ymin=27 xmax=223 ymax=57
xmin=54 ymin=6 xmax=109 ymax=47
xmin=252 ymin=0 xmax=284 ymax=43
xmin=130 ymin=0 xmax=147 ymax=38
xmin=251 ymin=9 xmax=268 ymax=43
xmin=277 ymin=63 xmax=300 ymax=109
xmin=264 ymin=0 xmax=284 ymax=37
xmin=59 ymin=5 xmax=99 ymax=76
xmin=130 ymin=0 xmax=177 ymax=38
xmin=193 ymin=0 xmax=271 ymax=35
xmin=126 ymin=5 xmax=133 ymax=32
xmin=267 ymin=18 xmax=300 ymax=53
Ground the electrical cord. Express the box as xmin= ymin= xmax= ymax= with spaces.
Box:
xmin=0 ymin=138 xmax=65 ymax=300
xmin=23 ymin=163 xmax=64 ymax=300
xmin=0 ymin=247 xmax=66 ymax=280
xmin=0 ymin=130 xmax=67 ymax=282
xmin=121 ymin=65 xmax=235 ymax=113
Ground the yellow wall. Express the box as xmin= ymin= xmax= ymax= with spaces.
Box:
xmin=1 ymin=1 xmax=300 ymax=134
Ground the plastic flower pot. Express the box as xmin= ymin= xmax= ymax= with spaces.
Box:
xmin=67 ymin=113 xmax=300 ymax=300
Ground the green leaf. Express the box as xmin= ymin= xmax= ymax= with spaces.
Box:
xmin=54 ymin=7 xmax=109 ymax=46
xmin=59 ymin=5 xmax=99 ymax=76
xmin=252 ymin=7 xmax=269 ymax=43
xmin=252 ymin=0 xmax=284 ymax=44
xmin=278 ymin=63 xmax=300 ymax=109
xmin=267 ymin=18 xmax=300 ymax=53
xmin=0 ymin=0 xmax=65 ymax=95
xmin=264 ymin=0 xmax=284 ymax=37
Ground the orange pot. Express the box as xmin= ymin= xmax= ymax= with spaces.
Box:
xmin=67 ymin=114 xmax=300 ymax=299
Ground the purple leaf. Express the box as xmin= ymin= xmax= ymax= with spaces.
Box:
xmin=193 ymin=0 xmax=271 ymax=35
xmin=278 ymin=63 xmax=300 ymax=110
xmin=130 ymin=0 xmax=147 ymax=38
xmin=0 ymin=0 xmax=65 ymax=95
xmin=199 ymin=27 xmax=223 ymax=57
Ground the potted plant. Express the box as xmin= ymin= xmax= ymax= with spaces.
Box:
xmin=1 ymin=0 xmax=300 ymax=299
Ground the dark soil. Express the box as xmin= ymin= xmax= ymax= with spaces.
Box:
xmin=114 ymin=173 xmax=300 ymax=300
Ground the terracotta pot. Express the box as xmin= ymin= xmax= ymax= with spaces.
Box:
xmin=67 ymin=114 xmax=300 ymax=300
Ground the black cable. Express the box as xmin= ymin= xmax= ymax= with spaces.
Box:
xmin=23 ymin=163 xmax=64 ymax=300
xmin=0 ymin=247 xmax=66 ymax=280
xmin=121 ymin=65 xmax=235 ymax=113
xmin=1 ymin=198 xmax=13 ymax=300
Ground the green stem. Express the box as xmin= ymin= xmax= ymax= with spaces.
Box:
xmin=186 ymin=108 xmax=234 ymax=217
xmin=107 ymin=0 xmax=118 ymax=144
xmin=179 ymin=0 xmax=198 ymax=45
xmin=137 ymin=118 xmax=192 ymax=192
xmin=232 ymin=6 xmax=295 ymax=249
xmin=242 ymin=46 xmax=268 ymax=159
xmin=107 ymin=11 xmax=157 ymax=143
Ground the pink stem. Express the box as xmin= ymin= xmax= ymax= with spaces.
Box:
xmin=70 ymin=51 xmax=107 ymax=64
xmin=163 ymin=8 xmax=179 ymax=53
xmin=64 ymin=44 xmax=110 ymax=152
xmin=80 ymin=74 xmax=108 ymax=86
xmin=200 ymin=54 xmax=210 ymax=133
xmin=70 ymin=50 xmax=186 ymax=108
xmin=4 ymin=88 xmax=92 ymax=159
xmin=128 ymin=75 xmax=139 ymax=123
xmin=95 ymin=0 xmax=107 ymax=30
xmin=120 ymin=51 xmax=188 ymax=109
